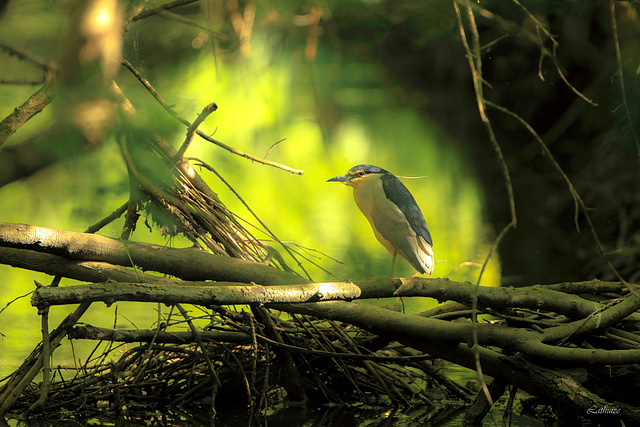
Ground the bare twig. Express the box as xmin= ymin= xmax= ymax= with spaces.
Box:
xmin=85 ymin=202 xmax=129 ymax=234
xmin=0 ymin=303 xmax=91 ymax=416
xmin=174 ymin=102 xmax=218 ymax=160
xmin=509 ymin=0 xmax=597 ymax=105
xmin=120 ymin=59 xmax=304 ymax=174
xmin=0 ymin=43 xmax=53 ymax=71
xmin=25 ymin=304 xmax=51 ymax=414
xmin=152 ymin=9 xmax=226 ymax=40
xmin=610 ymin=0 xmax=640 ymax=161
xmin=551 ymin=43 xmax=598 ymax=107
xmin=0 ymin=291 xmax=33 ymax=316
xmin=132 ymin=0 xmax=200 ymax=21
xmin=175 ymin=303 xmax=221 ymax=411
xmin=188 ymin=158 xmax=312 ymax=279
xmin=0 ymin=83 xmax=54 ymax=148
xmin=470 ymin=2 xmax=597 ymax=106
xmin=454 ymin=1 xmax=516 ymax=228
xmin=454 ymin=0 xmax=516 ymax=414
xmin=264 ymin=138 xmax=287 ymax=159
xmin=485 ymin=100 xmax=640 ymax=299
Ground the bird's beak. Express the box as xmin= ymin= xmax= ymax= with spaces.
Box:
xmin=326 ymin=174 xmax=350 ymax=183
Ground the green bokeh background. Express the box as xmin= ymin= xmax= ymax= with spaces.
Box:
xmin=0 ymin=0 xmax=499 ymax=378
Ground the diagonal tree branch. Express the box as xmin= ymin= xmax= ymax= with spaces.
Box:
xmin=0 ymin=222 xmax=301 ymax=285
xmin=120 ymin=59 xmax=304 ymax=175
xmin=0 ymin=83 xmax=54 ymax=148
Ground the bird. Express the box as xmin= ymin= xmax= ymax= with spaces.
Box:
xmin=327 ymin=164 xmax=434 ymax=277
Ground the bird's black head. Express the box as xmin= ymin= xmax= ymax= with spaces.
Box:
xmin=348 ymin=164 xmax=389 ymax=176
xmin=327 ymin=164 xmax=390 ymax=184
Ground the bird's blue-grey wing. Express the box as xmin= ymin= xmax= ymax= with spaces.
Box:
xmin=380 ymin=174 xmax=433 ymax=246
xmin=370 ymin=173 xmax=434 ymax=274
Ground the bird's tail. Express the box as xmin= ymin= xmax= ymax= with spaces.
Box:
xmin=417 ymin=236 xmax=434 ymax=275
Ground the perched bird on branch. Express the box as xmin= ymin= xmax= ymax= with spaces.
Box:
xmin=327 ymin=164 xmax=434 ymax=277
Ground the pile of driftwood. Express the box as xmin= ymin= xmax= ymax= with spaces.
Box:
xmin=2 ymin=296 xmax=473 ymax=420
xmin=1 ymin=221 xmax=640 ymax=424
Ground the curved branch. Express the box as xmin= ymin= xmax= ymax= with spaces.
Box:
xmin=395 ymin=277 xmax=640 ymax=322
xmin=275 ymin=300 xmax=640 ymax=366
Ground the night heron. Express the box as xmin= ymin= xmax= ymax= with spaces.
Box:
xmin=327 ymin=164 xmax=434 ymax=277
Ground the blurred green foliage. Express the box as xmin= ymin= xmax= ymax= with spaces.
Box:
xmin=0 ymin=0 xmax=497 ymax=377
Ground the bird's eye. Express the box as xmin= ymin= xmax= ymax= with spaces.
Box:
xmin=357 ymin=171 xmax=365 ymax=177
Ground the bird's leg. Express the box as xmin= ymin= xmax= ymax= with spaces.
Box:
xmin=391 ymin=251 xmax=404 ymax=310
xmin=389 ymin=251 xmax=397 ymax=278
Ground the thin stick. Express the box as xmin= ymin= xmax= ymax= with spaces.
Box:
xmin=175 ymin=304 xmax=221 ymax=401
xmin=0 ymin=43 xmax=52 ymax=71
xmin=0 ymin=303 xmax=91 ymax=416
xmin=174 ymin=102 xmax=218 ymax=160
xmin=485 ymin=100 xmax=640 ymax=300
xmin=264 ymin=138 xmax=287 ymax=159
xmin=132 ymin=0 xmax=200 ymax=21
xmin=455 ymin=1 xmax=516 ymax=228
xmin=610 ymin=0 xmax=640 ymax=161
xmin=121 ymin=59 xmax=304 ymax=175
xmin=84 ymin=202 xmax=128 ymax=234
xmin=0 ymin=83 xmax=54 ymax=148
xmin=26 ymin=307 xmax=51 ymax=414
xmin=0 ymin=291 xmax=33 ymax=316
xmin=551 ymin=44 xmax=598 ymax=107
xmin=189 ymin=158 xmax=312 ymax=280
xmin=455 ymin=0 xmax=514 ymax=415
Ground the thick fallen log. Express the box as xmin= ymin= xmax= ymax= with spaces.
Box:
xmin=0 ymin=247 xmax=176 ymax=285
xmin=27 ymin=270 xmax=640 ymax=366
xmin=0 ymin=222 xmax=300 ymax=284
xmin=31 ymin=276 xmax=640 ymax=330
xmin=30 ymin=278 xmax=640 ymax=366
xmin=26 ymin=265 xmax=640 ymax=316
xmin=30 ymin=280 xmax=394 ymax=307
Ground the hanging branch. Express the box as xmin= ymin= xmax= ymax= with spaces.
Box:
xmin=484 ymin=101 xmax=640 ymax=299
xmin=454 ymin=0 xmax=514 ymax=412
xmin=609 ymin=0 xmax=640 ymax=160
